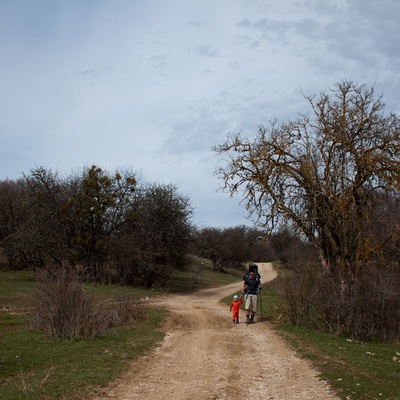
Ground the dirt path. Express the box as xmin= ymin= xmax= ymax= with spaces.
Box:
xmin=90 ymin=263 xmax=339 ymax=399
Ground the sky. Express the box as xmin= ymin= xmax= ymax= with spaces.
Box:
xmin=1 ymin=0 xmax=399 ymax=228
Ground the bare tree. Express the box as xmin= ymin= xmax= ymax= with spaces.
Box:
xmin=64 ymin=165 xmax=137 ymax=282
xmin=193 ymin=226 xmax=274 ymax=271
xmin=0 ymin=179 xmax=33 ymax=269
xmin=195 ymin=227 xmax=227 ymax=271
xmin=23 ymin=167 xmax=71 ymax=268
xmin=120 ymin=183 xmax=194 ymax=288
xmin=215 ymin=81 xmax=400 ymax=282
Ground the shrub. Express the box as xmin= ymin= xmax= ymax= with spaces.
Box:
xmin=275 ymin=262 xmax=400 ymax=342
xmin=30 ymin=267 xmax=146 ymax=339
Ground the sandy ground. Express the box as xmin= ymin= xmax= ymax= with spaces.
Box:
xmin=89 ymin=263 xmax=339 ymax=400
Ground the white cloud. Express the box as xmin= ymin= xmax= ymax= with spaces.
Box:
xmin=1 ymin=0 xmax=399 ymax=227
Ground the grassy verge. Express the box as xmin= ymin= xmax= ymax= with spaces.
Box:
xmin=259 ymin=264 xmax=400 ymax=400
xmin=159 ymin=257 xmax=244 ymax=292
xmin=276 ymin=324 xmax=400 ymax=399
xmin=0 ymin=310 xmax=165 ymax=400
xmin=0 ymin=269 xmax=166 ymax=399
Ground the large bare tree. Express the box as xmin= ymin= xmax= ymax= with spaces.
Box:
xmin=215 ymin=81 xmax=400 ymax=281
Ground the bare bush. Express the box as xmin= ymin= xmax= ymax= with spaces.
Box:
xmin=105 ymin=297 xmax=147 ymax=328
xmin=337 ymin=266 xmax=400 ymax=342
xmin=30 ymin=267 xmax=146 ymax=339
xmin=276 ymin=262 xmax=400 ymax=342
xmin=276 ymin=261 xmax=322 ymax=327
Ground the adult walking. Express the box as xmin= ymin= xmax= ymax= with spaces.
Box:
xmin=242 ymin=268 xmax=262 ymax=324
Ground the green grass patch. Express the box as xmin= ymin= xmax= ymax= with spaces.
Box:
xmin=0 ymin=309 xmax=165 ymax=399
xmin=0 ymin=270 xmax=36 ymax=309
xmin=0 ymin=269 xmax=167 ymax=399
xmin=272 ymin=260 xmax=293 ymax=278
xmin=166 ymin=265 xmax=243 ymax=293
xmin=276 ymin=324 xmax=400 ymax=399
xmin=83 ymin=281 xmax=156 ymax=299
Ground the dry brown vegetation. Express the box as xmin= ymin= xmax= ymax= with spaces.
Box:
xmin=30 ymin=267 xmax=146 ymax=339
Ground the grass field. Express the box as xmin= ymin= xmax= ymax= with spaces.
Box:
xmin=1 ymin=263 xmax=399 ymax=399
xmin=0 ymin=262 xmax=243 ymax=399
xmin=0 ymin=269 xmax=165 ymax=399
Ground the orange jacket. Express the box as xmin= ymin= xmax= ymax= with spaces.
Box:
xmin=230 ymin=299 xmax=242 ymax=314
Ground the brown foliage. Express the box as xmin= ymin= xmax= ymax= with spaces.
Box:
xmin=275 ymin=261 xmax=400 ymax=342
xmin=30 ymin=267 xmax=146 ymax=340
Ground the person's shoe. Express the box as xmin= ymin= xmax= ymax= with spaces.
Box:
xmin=246 ymin=316 xmax=250 ymax=324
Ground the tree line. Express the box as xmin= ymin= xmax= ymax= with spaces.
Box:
xmin=0 ymin=165 xmax=272 ymax=289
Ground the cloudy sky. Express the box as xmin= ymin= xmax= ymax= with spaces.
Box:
xmin=1 ymin=0 xmax=399 ymax=228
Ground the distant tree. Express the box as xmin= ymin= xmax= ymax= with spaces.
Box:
xmin=64 ymin=165 xmax=137 ymax=282
xmin=0 ymin=180 xmax=21 ymax=243
xmin=243 ymin=227 xmax=276 ymax=263
xmin=5 ymin=165 xmax=137 ymax=281
xmin=193 ymin=225 xmax=274 ymax=270
xmin=119 ymin=183 xmax=193 ymax=288
xmin=195 ymin=227 xmax=227 ymax=271
xmin=220 ymin=226 xmax=250 ymax=268
xmin=0 ymin=179 xmax=34 ymax=269
xmin=0 ymin=167 xmax=197 ymax=289
xmin=22 ymin=167 xmax=71 ymax=267
xmin=215 ymin=81 xmax=400 ymax=282
xmin=269 ymin=228 xmax=314 ymax=266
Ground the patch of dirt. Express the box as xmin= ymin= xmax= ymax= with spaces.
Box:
xmin=89 ymin=263 xmax=339 ymax=399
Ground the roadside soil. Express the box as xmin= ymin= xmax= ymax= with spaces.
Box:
xmin=89 ymin=263 xmax=339 ymax=399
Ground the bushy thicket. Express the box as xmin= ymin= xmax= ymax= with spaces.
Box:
xmin=0 ymin=166 xmax=194 ymax=289
xmin=191 ymin=225 xmax=276 ymax=271
xmin=30 ymin=267 xmax=146 ymax=339
xmin=272 ymin=243 xmax=400 ymax=343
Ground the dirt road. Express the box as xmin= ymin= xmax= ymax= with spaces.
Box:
xmin=90 ymin=263 xmax=338 ymax=399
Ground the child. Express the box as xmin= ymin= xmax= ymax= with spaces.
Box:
xmin=229 ymin=294 xmax=243 ymax=324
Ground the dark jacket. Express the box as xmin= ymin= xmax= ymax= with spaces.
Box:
xmin=243 ymin=275 xmax=261 ymax=295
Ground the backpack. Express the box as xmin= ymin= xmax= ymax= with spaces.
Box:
xmin=243 ymin=263 xmax=261 ymax=281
